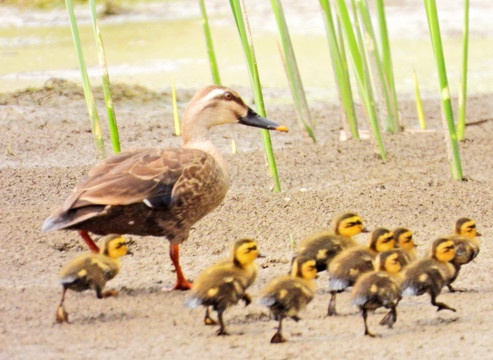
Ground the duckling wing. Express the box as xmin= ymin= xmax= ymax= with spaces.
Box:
xmin=259 ymin=277 xmax=315 ymax=315
xmin=185 ymin=268 xmax=249 ymax=310
xmin=402 ymin=259 xmax=444 ymax=297
xmin=351 ymin=272 xmax=401 ymax=309
xmin=297 ymin=234 xmax=346 ymax=271
xmin=59 ymin=255 xmax=117 ymax=290
xmin=329 ymin=249 xmax=374 ymax=290
xmin=451 ymin=236 xmax=479 ymax=265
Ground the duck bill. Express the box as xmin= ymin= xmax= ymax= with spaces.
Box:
xmin=239 ymin=108 xmax=288 ymax=132
xmin=361 ymin=227 xmax=371 ymax=233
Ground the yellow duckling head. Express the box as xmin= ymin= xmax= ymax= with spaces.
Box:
xmin=431 ymin=237 xmax=456 ymax=263
xmin=101 ymin=234 xmax=131 ymax=258
xmin=232 ymin=238 xmax=260 ymax=267
xmin=374 ymin=251 xmax=402 ymax=274
xmin=455 ymin=218 xmax=482 ymax=238
xmin=291 ymin=256 xmax=317 ymax=280
xmin=369 ymin=228 xmax=395 ymax=253
xmin=394 ymin=228 xmax=416 ymax=251
xmin=332 ymin=212 xmax=369 ymax=237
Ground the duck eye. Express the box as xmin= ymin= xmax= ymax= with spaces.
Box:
xmin=224 ymin=92 xmax=233 ymax=100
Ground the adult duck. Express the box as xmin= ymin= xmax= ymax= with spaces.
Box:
xmin=43 ymin=85 xmax=288 ymax=290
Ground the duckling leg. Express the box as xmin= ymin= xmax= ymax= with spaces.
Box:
xmin=242 ymin=293 xmax=252 ymax=306
xmin=204 ymin=307 xmax=217 ymax=325
xmin=78 ymin=230 xmax=100 ymax=253
xmin=379 ymin=306 xmax=397 ymax=328
xmin=447 ymin=284 xmax=465 ymax=293
xmin=327 ymin=291 xmax=338 ymax=316
xmin=430 ymin=293 xmax=456 ymax=312
xmin=95 ymin=287 xmax=118 ymax=299
xmin=216 ymin=309 xmax=229 ymax=336
xmin=169 ymin=244 xmax=193 ymax=291
xmin=270 ymin=315 xmax=287 ymax=343
xmin=55 ymin=287 xmax=69 ymax=324
xmin=362 ymin=309 xmax=377 ymax=337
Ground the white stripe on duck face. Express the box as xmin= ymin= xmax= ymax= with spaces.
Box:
xmin=200 ymin=87 xmax=227 ymax=104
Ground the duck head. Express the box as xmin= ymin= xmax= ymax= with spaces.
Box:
xmin=455 ymin=217 xmax=482 ymax=238
xmin=182 ymin=85 xmax=288 ymax=144
xmin=369 ymin=228 xmax=395 ymax=253
xmin=291 ymin=256 xmax=317 ymax=280
xmin=332 ymin=212 xmax=370 ymax=237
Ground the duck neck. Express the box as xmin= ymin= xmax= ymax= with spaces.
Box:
xmin=182 ymin=122 xmax=230 ymax=181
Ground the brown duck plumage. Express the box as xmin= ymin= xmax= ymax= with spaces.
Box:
xmin=43 ymin=85 xmax=288 ymax=290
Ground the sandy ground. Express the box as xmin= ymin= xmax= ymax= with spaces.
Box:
xmin=1 ymin=79 xmax=493 ymax=359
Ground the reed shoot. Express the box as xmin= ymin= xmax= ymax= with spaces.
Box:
xmin=171 ymin=78 xmax=181 ymax=137
xmin=271 ymin=0 xmax=316 ymax=143
xmin=424 ymin=0 xmax=463 ymax=180
xmin=457 ymin=0 xmax=469 ymax=141
xmin=199 ymin=0 xmax=221 ymax=85
xmin=65 ymin=0 xmax=105 ymax=159
xmin=230 ymin=0 xmax=283 ymax=191
xmin=319 ymin=0 xmax=359 ymax=139
xmin=89 ymin=0 xmax=120 ymax=154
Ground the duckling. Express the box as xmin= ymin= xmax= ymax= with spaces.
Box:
xmin=55 ymin=234 xmax=131 ymax=323
xmin=42 ymin=85 xmax=288 ymax=290
xmin=258 ymin=256 xmax=317 ymax=343
xmin=351 ymin=250 xmax=406 ymax=337
xmin=447 ymin=218 xmax=482 ymax=292
xmin=327 ymin=228 xmax=395 ymax=316
xmin=297 ymin=213 xmax=369 ymax=272
xmin=393 ymin=228 xmax=417 ymax=263
xmin=184 ymin=238 xmax=259 ymax=335
xmin=402 ymin=237 xmax=456 ymax=312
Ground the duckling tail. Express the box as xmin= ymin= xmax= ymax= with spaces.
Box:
xmin=258 ymin=295 xmax=276 ymax=307
xmin=184 ymin=296 xmax=202 ymax=309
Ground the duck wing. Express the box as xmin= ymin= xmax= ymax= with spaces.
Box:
xmin=43 ymin=147 xmax=221 ymax=231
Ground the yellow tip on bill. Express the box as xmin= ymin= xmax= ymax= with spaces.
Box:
xmin=275 ymin=125 xmax=289 ymax=132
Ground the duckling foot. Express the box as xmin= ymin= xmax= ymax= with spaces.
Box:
xmin=242 ymin=293 xmax=252 ymax=307
xmin=364 ymin=330 xmax=380 ymax=338
xmin=101 ymin=290 xmax=119 ymax=298
xmin=447 ymin=284 xmax=465 ymax=293
xmin=379 ymin=309 xmax=396 ymax=328
xmin=216 ymin=328 xmax=230 ymax=336
xmin=436 ymin=303 xmax=456 ymax=312
xmin=270 ymin=333 xmax=287 ymax=343
xmin=55 ymin=305 xmax=69 ymax=324
xmin=204 ymin=316 xmax=217 ymax=325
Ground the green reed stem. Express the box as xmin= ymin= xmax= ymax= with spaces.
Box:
xmin=424 ymin=0 xmax=462 ymax=180
xmin=319 ymin=0 xmax=359 ymax=139
xmin=171 ymin=78 xmax=181 ymax=137
xmin=357 ymin=0 xmax=396 ymax=133
xmin=335 ymin=0 xmax=386 ymax=159
xmin=89 ymin=0 xmax=120 ymax=154
xmin=271 ymin=0 xmax=316 ymax=143
xmin=199 ymin=0 xmax=221 ymax=85
xmin=457 ymin=0 xmax=469 ymax=141
xmin=230 ymin=0 xmax=282 ymax=191
xmin=413 ymin=68 xmax=426 ymax=129
xmin=65 ymin=0 xmax=105 ymax=159
xmin=375 ymin=0 xmax=400 ymax=132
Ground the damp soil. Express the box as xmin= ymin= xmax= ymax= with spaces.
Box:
xmin=1 ymin=79 xmax=493 ymax=359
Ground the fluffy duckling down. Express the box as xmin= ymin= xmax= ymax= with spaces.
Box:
xmin=402 ymin=237 xmax=457 ymax=312
xmin=327 ymin=228 xmax=395 ymax=316
xmin=296 ymin=212 xmax=369 ymax=272
xmin=447 ymin=217 xmax=482 ymax=292
xmin=351 ymin=250 xmax=406 ymax=337
xmin=184 ymin=238 xmax=260 ymax=336
xmin=55 ymin=234 xmax=131 ymax=323
xmin=393 ymin=228 xmax=417 ymax=263
xmin=258 ymin=256 xmax=317 ymax=343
